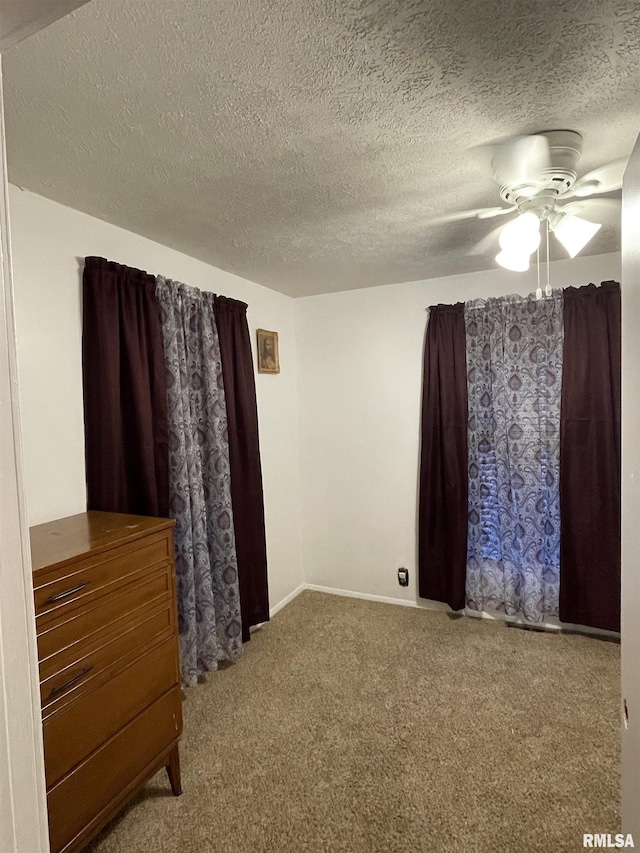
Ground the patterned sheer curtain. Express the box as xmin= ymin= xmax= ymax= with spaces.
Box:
xmin=464 ymin=292 xmax=564 ymax=622
xmin=156 ymin=277 xmax=242 ymax=686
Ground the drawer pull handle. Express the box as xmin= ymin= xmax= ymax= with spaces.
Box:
xmin=48 ymin=666 xmax=94 ymax=699
xmin=44 ymin=582 xmax=88 ymax=604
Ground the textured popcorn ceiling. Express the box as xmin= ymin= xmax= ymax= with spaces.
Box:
xmin=4 ymin=0 xmax=639 ymax=296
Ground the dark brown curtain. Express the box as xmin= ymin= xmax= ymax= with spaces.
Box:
xmin=82 ymin=256 xmax=169 ymax=517
xmin=418 ymin=303 xmax=468 ymax=611
xmin=214 ymin=296 xmax=269 ymax=641
xmin=559 ymin=281 xmax=621 ymax=632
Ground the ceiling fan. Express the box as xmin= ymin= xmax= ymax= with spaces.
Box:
xmin=428 ymin=130 xmax=625 ymax=272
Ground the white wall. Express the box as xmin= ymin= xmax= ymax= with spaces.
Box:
xmin=9 ymin=184 xmax=624 ymax=616
xmin=0 ymin=70 xmax=49 ymax=853
xmin=621 ymin=133 xmax=640 ymax=838
xmin=9 ymin=186 xmax=304 ymax=612
xmin=295 ymin=252 xmax=622 ymax=604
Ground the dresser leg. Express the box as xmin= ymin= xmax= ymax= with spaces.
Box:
xmin=166 ymin=745 xmax=182 ymax=796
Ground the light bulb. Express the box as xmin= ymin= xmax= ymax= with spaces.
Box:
xmin=496 ymin=250 xmax=530 ymax=272
xmin=553 ymin=214 xmax=602 ymax=258
xmin=498 ymin=212 xmax=541 ymax=255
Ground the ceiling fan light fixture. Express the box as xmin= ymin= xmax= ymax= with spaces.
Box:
xmin=495 ymin=249 xmax=530 ymax=272
xmin=553 ymin=214 xmax=602 ymax=258
xmin=498 ymin=211 xmax=541 ymax=255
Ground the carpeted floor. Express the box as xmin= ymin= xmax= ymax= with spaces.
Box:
xmin=86 ymin=591 xmax=620 ymax=853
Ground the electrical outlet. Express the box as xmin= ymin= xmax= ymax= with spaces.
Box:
xmin=397 ymin=567 xmax=409 ymax=587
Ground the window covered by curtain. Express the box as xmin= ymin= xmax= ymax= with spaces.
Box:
xmin=464 ymin=293 xmax=564 ymax=621
xmin=156 ymin=277 xmax=242 ymax=686
xmin=418 ymin=282 xmax=620 ymax=632
xmin=82 ymin=257 xmax=274 ymax=683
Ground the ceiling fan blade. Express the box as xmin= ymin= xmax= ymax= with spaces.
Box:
xmin=476 ymin=206 xmax=517 ymax=219
xmin=424 ymin=206 xmax=512 ymax=226
xmin=489 ymin=135 xmax=551 ymax=189
xmin=568 ymin=158 xmax=628 ymax=198
xmin=556 ymin=197 xmax=621 ymax=224
xmin=468 ymin=223 xmax=511 ymax=256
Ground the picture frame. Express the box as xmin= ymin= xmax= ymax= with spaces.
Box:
xmin=256 ymin=329 xmax=280 ymax=374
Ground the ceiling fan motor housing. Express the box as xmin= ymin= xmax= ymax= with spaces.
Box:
xmin=499 ymin=130 xmax=583 ymax=209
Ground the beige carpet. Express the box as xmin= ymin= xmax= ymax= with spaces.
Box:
xmin=87 ymin=591 xmax=620 ymax=853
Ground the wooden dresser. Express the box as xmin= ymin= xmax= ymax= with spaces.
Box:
xmin=30 ymin=511 xmax=183 ymax=853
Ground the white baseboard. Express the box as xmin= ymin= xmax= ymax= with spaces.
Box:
xmin=303 ymin=583 xmax=451 ymax=612
xmin=269 ymin=583 xmax=305 ymax=618
xmin=295 ymin=584 xmax=620 ymax=639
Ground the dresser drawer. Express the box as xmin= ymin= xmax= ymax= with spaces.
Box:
xmin=47 ymin=688 xmax=182 ymax=853
xmin=40 ymin=600 xmax=174 ymax=711
xmin=44 ymin=638 xmax=180 ymax=788
xmin=34 ymin=532 xmax=172 ymax=620
xmin=37 ymin=565 xmax=173 ymax=665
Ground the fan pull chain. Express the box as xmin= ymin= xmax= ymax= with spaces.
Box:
xmin=536 ymin=242 xmax=542 ymax=300
xmin=545 ymin=218 xmax=552 ymax=296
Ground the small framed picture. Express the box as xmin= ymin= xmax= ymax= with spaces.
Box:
xmin=256 ymin=329 xmax=280 ymax=374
